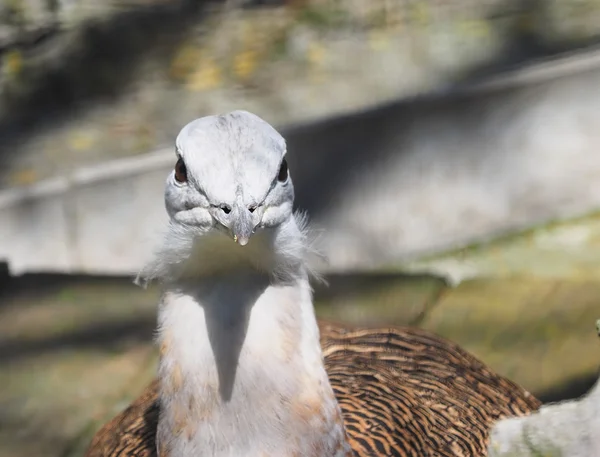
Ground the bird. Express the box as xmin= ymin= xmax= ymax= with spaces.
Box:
xmin=84 ymin=110 xmax=541 ymax=457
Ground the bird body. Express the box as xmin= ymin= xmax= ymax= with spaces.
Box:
xmin=85 ymin=111 xmax=541 ymax=457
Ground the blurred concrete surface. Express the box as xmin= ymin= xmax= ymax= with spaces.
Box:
xmin=2 ymin=52 xmax=600 ymax=276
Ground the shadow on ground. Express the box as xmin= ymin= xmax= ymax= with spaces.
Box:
xmin=537 ymin=371 xmax=599 ymax=403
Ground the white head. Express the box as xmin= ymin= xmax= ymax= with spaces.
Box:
xmin=165 ymin=110 xmax=293 ymax=243
xmin=137 ymin=110 xmax=315 ymax=284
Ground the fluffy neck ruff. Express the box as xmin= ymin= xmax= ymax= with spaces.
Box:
xmin=138 ymin=214 xmax=352 ymax=457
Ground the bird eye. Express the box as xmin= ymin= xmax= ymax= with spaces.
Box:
xmin=278 ymin=159 xmax=288 ymax=182
xmin=174 ymin=158 xmax=187 ymax=183
xmin=220 ymin=204 xmax=231 ymax=214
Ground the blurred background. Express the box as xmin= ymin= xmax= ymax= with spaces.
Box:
xmin=1 ymin=0 xmax=600 ymax=456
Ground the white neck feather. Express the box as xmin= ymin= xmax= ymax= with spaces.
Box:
xmin=148 ymin=216 xmax=352 ymax=457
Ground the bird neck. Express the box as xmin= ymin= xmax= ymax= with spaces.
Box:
xmin=154 ymin=228 xmax=353 ymax=456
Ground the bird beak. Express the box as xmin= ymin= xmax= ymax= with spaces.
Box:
xmin=231 ymin=205 xmax=254 ymax=246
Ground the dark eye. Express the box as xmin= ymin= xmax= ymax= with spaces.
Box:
xmin=278 ymin=158 xmax=288 ymax=182
xmin=174 ymin=158 xmax=187 ymax=183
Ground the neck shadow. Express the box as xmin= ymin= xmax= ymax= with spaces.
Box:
xmin=195 ymin=273 xmax=271 ymax=402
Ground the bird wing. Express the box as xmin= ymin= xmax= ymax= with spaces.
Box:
xmin=319 ymin=322 xmax=541 ymax=457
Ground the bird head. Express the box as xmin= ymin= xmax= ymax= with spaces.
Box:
xmin=137 ymin=111 xmax=311 ymax=285
xmin=164 ymin=110 xmax=294 ymax=247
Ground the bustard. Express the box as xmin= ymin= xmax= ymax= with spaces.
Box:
xmin=85 ymin=111 xmax=541 ymax=457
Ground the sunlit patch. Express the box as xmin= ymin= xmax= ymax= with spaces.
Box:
xmin=368 ymin=31 xmax=390 ymax=51
xmin=170 ymin=44 xmax=202 ymax=81
xmin=456 ymin=19 xmax=491 ymax=39
xmin=3 ymin=50 xmax=22 ymax=79
xmin=408 ymin=2 xmax=430 ymax=27
xmin=307 ymin=42 xmax=326 ymax=67
xmin=186 ymin=57 xmax=223 ymax=91
xmin=68 ymin=131 xmax=95 ymax=151
xmin=10 ymin=169 xmax=38 ymax=186
xmin=233 ymin=49 xmax=259 ymax=81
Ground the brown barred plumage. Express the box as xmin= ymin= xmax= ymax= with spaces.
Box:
xmin=85 ymin=321 xmax=541 ymax=457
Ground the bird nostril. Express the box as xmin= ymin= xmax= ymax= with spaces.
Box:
xmin=248 ymin=205 xmax=257 ymax=213
xmin=220 ymin=204 xmax=232 ymax=214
